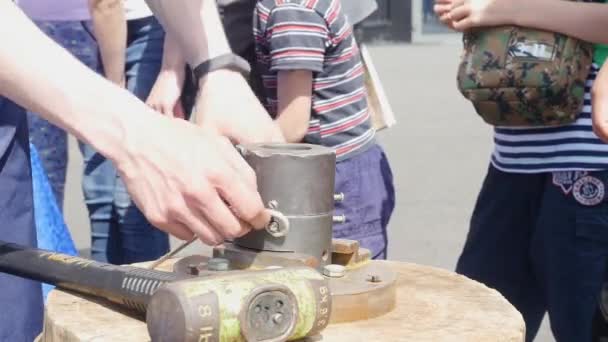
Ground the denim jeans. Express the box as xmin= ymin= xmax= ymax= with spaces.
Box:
xmin=0 ymin=98 xmax=43 ymax=342
xmin=81 ymin=16 xmax=169 ymax=265
xmin=27 ymin=21 xmax=99 ymax=211
xmin=333 ymin=144 xmax=395 ymax=259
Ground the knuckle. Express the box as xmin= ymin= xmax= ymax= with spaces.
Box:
xmin=224 ymin=224 xmax=246 ymax=240
xmin=145 ymin=210 xmax=166 ymax=228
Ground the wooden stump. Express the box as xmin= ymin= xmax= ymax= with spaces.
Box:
xmin=39 ymin=261 xmax=525 ymax=342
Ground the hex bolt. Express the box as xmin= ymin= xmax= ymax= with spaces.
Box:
xmin=334 ymin=193 xmax=345 ymax=202
xmin=207 ymin=258 xmax=230 ymax=271
xmin=333 ymin=215 xmax=346 ymax=224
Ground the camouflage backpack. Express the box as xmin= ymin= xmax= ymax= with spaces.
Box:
xmin=457 ymin=26 xmax=594 ymax=127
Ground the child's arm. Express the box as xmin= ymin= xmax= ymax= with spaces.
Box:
xmin=436 ymin=0 xmax=608 ymax=44
xmin=592 ymin=63 xmax=608 ymax=142
xmin=276 ymin=70 xmax=314 ymax=143
xmin=261 ymin=4 xmax=330 ymax=142
xmin=88 ymin=0 xmax=127 ymax=86
xmin=146 ymin=34 xmax=187 ymax=118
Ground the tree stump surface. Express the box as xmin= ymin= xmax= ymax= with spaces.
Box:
xmin=40 ymin=261 xmax=525 ymax=342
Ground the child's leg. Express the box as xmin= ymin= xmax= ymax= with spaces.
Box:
xmin=116 ymin=16 xmax=169 ymax=264
xmin=533 ymin=170 xmax=608 ymax=341
xmin=456 ymin=165 xmax=546 ymax=342
xmin=333 ymin=144 xmax=395 ymax=259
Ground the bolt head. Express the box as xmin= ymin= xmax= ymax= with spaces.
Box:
xmin=367 ymin=275 xmax=382 ymax=283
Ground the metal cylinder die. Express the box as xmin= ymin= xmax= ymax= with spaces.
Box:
xmin=235 ymin=143 xmax=336 ymax=266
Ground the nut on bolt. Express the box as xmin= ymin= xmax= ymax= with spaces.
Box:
xmin=323 ymin=264 xmax=346 ymax=278
xmin=207 ymin=258 xmax=230 ymax=271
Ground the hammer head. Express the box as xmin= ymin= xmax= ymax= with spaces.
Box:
xmin=146 ymin=266 xmax=331 ymax=342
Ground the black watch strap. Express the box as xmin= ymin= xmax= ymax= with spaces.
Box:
xmin=192 ymin=53 xmax=251 ymax=81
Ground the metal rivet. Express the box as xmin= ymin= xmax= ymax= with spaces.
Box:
xmin=333 ymin=215 xmax=346 ymax=224
xmin=367 ymin=275 xmax=382 ymax=283
xmin=334 ymin=193 xmax=345 ymax=202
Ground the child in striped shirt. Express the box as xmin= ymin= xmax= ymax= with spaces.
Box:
xmin=436 ymin=0 xmax=608 ymax=340
xmin=253 ymin=0 xmax=395 ymax=259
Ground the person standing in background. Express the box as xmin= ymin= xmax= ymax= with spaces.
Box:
xmin=85 ymin=0 xmax=173 ymax=265
xmin=435 ymin=0 xmax=608 ymax=340
xmin=145 ymin=0 xmax=379 ymax=111
xmin=15 ymin=0 xmax=99 ymax=211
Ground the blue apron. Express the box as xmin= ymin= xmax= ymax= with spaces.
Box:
xmin=0 ymin=97 xmax=43 ymax=341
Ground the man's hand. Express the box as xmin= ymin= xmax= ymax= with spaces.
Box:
xmin=0 ymin=1 xmax=273 ymax=246
xmin=116 ymin=113 xmax=270 ymax=245
xmin=434 ymin=0 xmax=519 ymax=31
xmin=194 ymin=70 xmax=285 ymax=144
xmin=89 ymin=0 xmax=127 ymax=87
xmin=146 ymin=69 xmax=186 ymax=119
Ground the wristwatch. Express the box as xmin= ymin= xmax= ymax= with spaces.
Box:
xmin=191 ymin=53 xmax=251 ymax=81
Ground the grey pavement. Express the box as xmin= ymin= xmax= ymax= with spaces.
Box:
xmin=62 ymin=42 xmax=554 ymax=341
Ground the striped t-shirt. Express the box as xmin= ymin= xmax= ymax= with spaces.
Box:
xmin=253 ymin=0 xmax=375 ymax=161
xmin=491 ymin=65 xmax=608 ymax=173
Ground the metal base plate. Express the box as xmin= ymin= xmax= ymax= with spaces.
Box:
xmin=172 ymin=251 xmax=398 ymax=324
xmin=328 ymin=261 xmax=397 ymax=323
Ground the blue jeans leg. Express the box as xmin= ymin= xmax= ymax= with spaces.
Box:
xmin=27 ymin=21 xmax=99 ymax=211
xmin=81 ymin=144 xmax=121 ymax=264
xmin=85 ymin=16 xmax=169 ymax=264
xmin=456 ymin=165 xmax=546 ymax=342
xmin=0 ymin=98 xmax=43 ymax=342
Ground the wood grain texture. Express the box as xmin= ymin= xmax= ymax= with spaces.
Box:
xmin=40 ymin=261 xmax=524 ymax=342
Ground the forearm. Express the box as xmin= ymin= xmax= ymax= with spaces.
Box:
xmin=592 ymin=62 xmax=608 ymax=134
xmin=145 ymin=0 xmax=231 ymax=67
xmin=276 ymin=70 xmax=313 ymax=143
xmin=145 ymin=0 xmax=238 ymax=119
xmin=275 ymin=114 xmax=309 ymax=143
xmin=89 ymin=0 xmax=127 ymax=84
xmin=515 ymin=0 xmax=608 ymax=44
xmin=0 ymin=3 xmax=150 ymax=164
xmin=161 ymin=33 xmax=186 ymax=72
